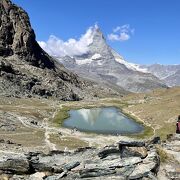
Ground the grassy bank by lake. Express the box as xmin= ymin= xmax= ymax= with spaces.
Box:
xmin=52 ymin=99 xmax=154 ymax=139
xmin=53 ymin=87 xmax=180 ymax=140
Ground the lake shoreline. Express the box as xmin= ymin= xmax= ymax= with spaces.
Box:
xmin=52 ymin=99 xmax=154 ymax=140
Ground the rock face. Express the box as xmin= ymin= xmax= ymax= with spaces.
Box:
xmin=160 ymin=134 xmax=180 ymax=180
xmin=0 ymin=0 xmax=118 ymax=100
xmin=0 ymin=0 xmax=55 ymax=68
xmin=58 ymin=25 xmax=167 ymax=93
xmin=0 ymin=139 xmax=161 ymax=179
xmin=0 ymin=152 xmax=29 ymax=174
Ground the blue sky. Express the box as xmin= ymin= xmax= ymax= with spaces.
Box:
xmin=13 ymin=0 xmax=180 ymax=65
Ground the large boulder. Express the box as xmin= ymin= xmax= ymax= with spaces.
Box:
xmin=129 ymin=149 xmax=160 ymax=179
xmin=0 ymin=152 xmax=29 ymax=174
xmin=79 ymin=168 xmax=116 ymax=178
xmin=98 ymin=145 xmax=120 ymax=159
xmin=123 ymin=146 xmax=148 ymax=159
xmin=118 ymin=139 xmax=145 ymax=147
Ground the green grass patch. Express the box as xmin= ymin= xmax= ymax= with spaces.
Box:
xmin=130 ymin=126 xmax=154 ymax=139
xmin=53 ymin=106 xmax=70 ymax=126
xmin=120 ymin=110 xmax=154 ymax=139
xmin=156 ymin=123 xmax=176 ymax=140
xmin=156 ymin=146 xmax=171 ymax=163
xmin=49 ymin=134 xmax=89 ymax=150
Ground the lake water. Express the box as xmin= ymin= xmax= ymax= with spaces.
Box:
xmin=63 ymin=107 xmax=144 ymax=135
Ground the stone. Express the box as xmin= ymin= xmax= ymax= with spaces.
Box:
xmin=79 ymin=168 xmax=116 ymax=178
xmin=10 ymin=174 xmax=29 ymax=179
xmin=129 ymin=150 xmax=160 ymax=179
xmin=28 ymin=172 xmax=47 ymax=180
xmin=62 ymin=161 xmax=80 ymax=171
xmin=98 ymin=145 xmax=120 ymax=159
xmin=166 ymin=134 xmax=174 ymax=141
xmin=118 ymin=139 xmax=145 ymax=147
xmin=74 ymin=146 xmax=95 ymax=153
xmin=0 ymin=139 xmax=5 ymax=143
xmin=0 ymin=174 xmax=11 ymax=180
xmin=129 ymin=162 xmax=158 ymax=179
xmin=45 ymin=172 xmax=67 ymax=180
xmin=124 ymin=146 xmax=148 ymax=159
xmin=148 ymin=136 xmax=161 ymax=145
xmin=166 ymin=170 xmax=180 ymax=180
xmin=84 ymin=157 xmax=142 ymax=170
xmin=115 ymin=166 xmax=135 ymax=177
xmin=107 ymin=157 xmax=142 ymax=169
xmin=0 ymin=152 xmax=29 ymax=174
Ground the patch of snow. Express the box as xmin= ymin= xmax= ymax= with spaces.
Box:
xmin=161 ymin=71 xmax=177 ymax=79
xmin=111 ymin=49 xmax=148 ymax=73
xmin=76 ymin=58 xmax=92 ymax=65
xmin=97 ymin=60 xmax=103 ymax=65
xmin=91 ymin=53 xmax=102 ymax=60
xmin=76 ymin=53 xmax=102 ymax=65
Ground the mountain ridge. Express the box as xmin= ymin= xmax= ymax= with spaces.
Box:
xmin=141 ymin=64 xmax=180 ymax=86
xmin=58 ymin=25 xmax=167 ymax=93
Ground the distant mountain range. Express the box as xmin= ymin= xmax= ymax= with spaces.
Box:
xmin=56 ymin=26 xmax=169 ymax=93
xmin=140 ymin=64 xmax=180 ymax=87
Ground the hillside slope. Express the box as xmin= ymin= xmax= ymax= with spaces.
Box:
xmin=0 ymin=0 xmax=120 ymax=100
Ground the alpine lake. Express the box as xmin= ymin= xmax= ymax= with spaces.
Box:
xmin=63 ymin=107 xmax=144 ymax=135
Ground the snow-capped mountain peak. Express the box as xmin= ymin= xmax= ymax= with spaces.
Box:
xmin=55 ymin=25 xmax=167 ymax=92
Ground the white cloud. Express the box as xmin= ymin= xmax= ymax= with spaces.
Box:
xmin=108 ymin=24 xmax=134 ymax=42
xmin=108 ymin=32 xmax=130 ymax=41
xmin=38 ymin=26 xmax=96 ymax=57
xmin=113 ymin=24 xmax=130 ymax=33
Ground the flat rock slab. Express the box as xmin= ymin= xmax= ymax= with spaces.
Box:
xmin=129 ymin=162 xmax=157 ymax=179
xmin=118 ymin=140 xmax=145 ymax=147
xmin=0 ymin=152 xmax=29 ymax=174
xmin=124 ymin=147 xmax=148 ymax=159
xmin=79 ymin=168 xmax=116 ymax=178
xmin=0 ymin=139 xmax=161 ymax=179
xmin=98 ymin=145 xmax=119 ymax=159
xmin=84 ymin=157 xmax=142 ymax=170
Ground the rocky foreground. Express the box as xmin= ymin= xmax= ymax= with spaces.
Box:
xmin=0 ymin=131 xmax=180 ymax=180
xmin=0 ymin=96 xmax=180 ymax=180
xmin=0 ymin=138 xmax=161 ymax=180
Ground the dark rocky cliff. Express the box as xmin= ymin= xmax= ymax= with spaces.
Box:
xmin=0 ymin=0 xmax=118 ymax=100
xmin=0 ymin=0 xmax=55 ymax=68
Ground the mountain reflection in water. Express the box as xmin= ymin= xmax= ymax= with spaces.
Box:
xmin=63 ymin=107 xmax=144 ymax=135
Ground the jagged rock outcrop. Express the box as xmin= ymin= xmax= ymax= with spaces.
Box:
xmin=0 ymin=139 xmax=160 ymax=179
xmin=0 ymin=152 xmax=29 ymax=174
xmin=160 ymin=134 xmax=180 ymax=179
xmin=0 ymin=0 xmax=119 ymax=100
xmin=0 ymin=0 xmax=54 ymax=68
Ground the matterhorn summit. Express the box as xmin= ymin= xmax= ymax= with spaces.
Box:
xmin=57 ymin=25 xmax=166 ymax=93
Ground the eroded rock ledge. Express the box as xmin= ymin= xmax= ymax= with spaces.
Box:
xmin=0 ymin=139 xmax=160 ymax=180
